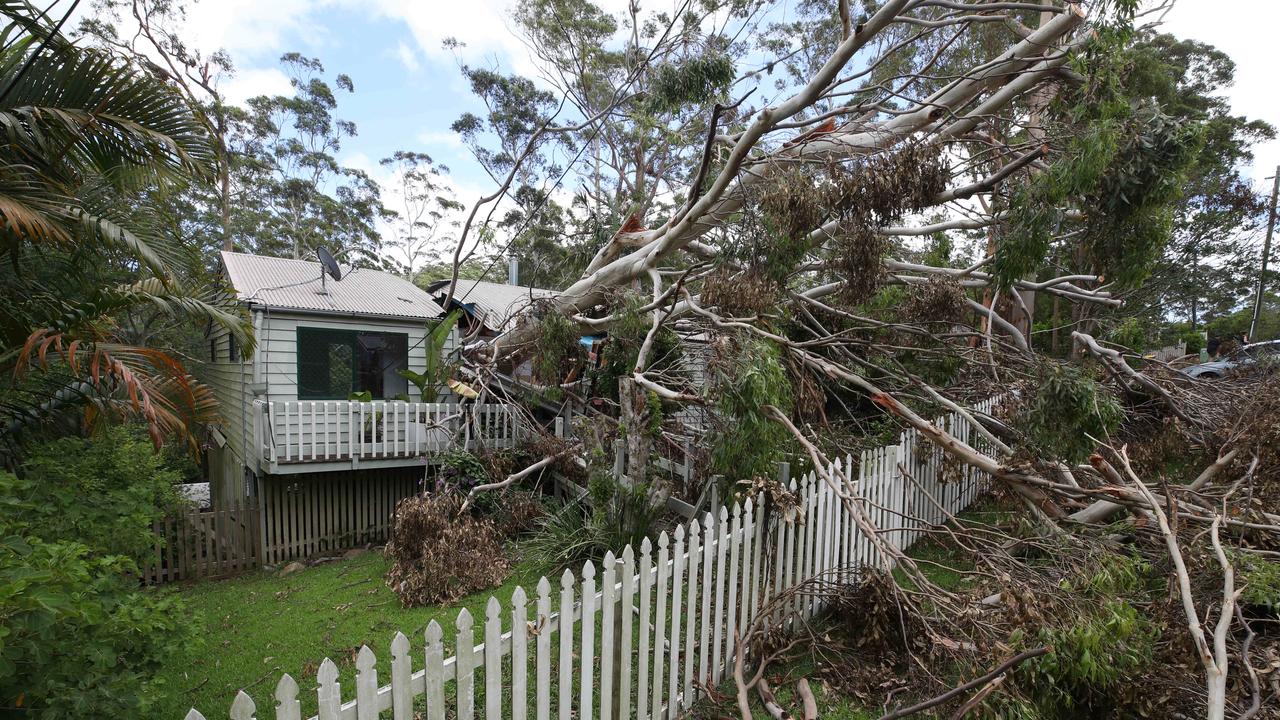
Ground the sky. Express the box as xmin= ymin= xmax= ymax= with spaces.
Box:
xmin=74 ymin=0 xmax=1280 ymax=254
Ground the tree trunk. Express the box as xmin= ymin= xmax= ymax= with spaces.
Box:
xmin=619 ymin=377 xmax=651 ymax=488
xmin=215 ymin=111 xmax=233 ymax=253
xmin=1051 ymin=294 xmax=1061 ymax=356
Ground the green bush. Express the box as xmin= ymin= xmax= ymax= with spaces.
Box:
xmin=710 ymin=336 xmax=793 ymax=481
xmin=0 ymin=426 xmax=188 ymax=565
xmin=0 ymin=427 xmax=197 ymax=717
xmin=526 ymin=470 xmax=661 ymax=572
xmin=0 ymin=536 xmax=194 ymax=718
xmin=1020 ymin=363 xmax=1124 ymax=464
xmin=1236 ymin=554 xmax=1280 ymax=614
xmin=1020 ymin=599 xmax=1156 ymax=716
xmin=1104 ymin=317 xmax=1148 ymax=351
xmin=1001 ymin=554 xmax=1157 ymax=719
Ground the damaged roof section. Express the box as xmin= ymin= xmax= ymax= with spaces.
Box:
xmin=427 ymin=278 xmax=559 ymax=334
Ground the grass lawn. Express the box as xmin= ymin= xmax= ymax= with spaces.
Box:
xmin=151 ymin=551 xmax=548 ymax=720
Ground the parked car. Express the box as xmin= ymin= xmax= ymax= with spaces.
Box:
xmin=1181 ymin=339 xmax=1280 ymax=379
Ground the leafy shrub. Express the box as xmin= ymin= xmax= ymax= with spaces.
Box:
xmin=709 ymin=335 xmax=794 ymax=482
xmin=385 ymin=492 xmax=510 ymax=606
xmin=0 ymin=536 xmax=194 ymax=719
xmin=1104 ymin=317 xmax=1147 ymax=351
xmin=1 ymin=426 xmax=188 ymax=564
xmin=0 ymin=426 xmax=197 ymax=717
xmin=434 ymin=449 xmax=490 ymax=493
xmin=1018 ymin=599 xmax=1156 ymax=716
xmin=1004 ymin=554 xmax=1158 ymax=718
xmin=1020 ymin=363 xmax=1124 ymax=463
xmin=526 ymin=470 xmax=661 ymax=572
xmin=1236 ymin=554 xmax=1280 ymax=615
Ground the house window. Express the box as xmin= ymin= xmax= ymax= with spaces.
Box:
xmin=296 ymin=327 xmax=409 ymax=400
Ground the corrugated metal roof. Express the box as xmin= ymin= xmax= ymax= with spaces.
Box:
xmin=432 ymin=279 xmax=559 ymax=333
xmin=220 ymin=251 xmax=445 ymax=319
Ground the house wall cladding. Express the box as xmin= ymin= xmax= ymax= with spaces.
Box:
xmin=256 ymin=312 xmax=434 ymax=403
xmin=258 ymin=467 xmax=424 ymax=566
xmin=201 ymin=326 xmax=254 ymax=505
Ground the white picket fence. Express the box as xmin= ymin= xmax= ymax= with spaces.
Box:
xmin=186 ymin=397 xmax=1002 ymax=720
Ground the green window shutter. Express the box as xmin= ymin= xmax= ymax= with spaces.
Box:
xmin=297 ymin=327 xmax=411 ymax=400
xmin=297 ymin=328 xmax=357 ymax=399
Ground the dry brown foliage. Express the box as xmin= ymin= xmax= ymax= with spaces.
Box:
xmin=759 ymin=168 xmax=826 ymax=244
xmin=489 ymin=490 xmax=546 ymax=538
xmin=902 ymin=275 xmax=966 ymax=325
xmin=702 ymin=267 xmax=780 ymax=317
xmin=825 ymin=144 xmax=950 ymax=303
xmin=833 ymin=570 xmax=927 ymax=654
xmin=385 ymin=491 xmax=510 ymax=606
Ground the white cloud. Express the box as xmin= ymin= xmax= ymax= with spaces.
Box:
xmin=182 ymin=0 xmax=329 ymax=61
xmin=219 ymin=67 xmax=295 ymax=106
xmin=1160 ymin=0 xmax=1280 ymax=188
xmin=396 ymin=41 xmax=420 ymax=73
xmin=357 ymin=0 xmax=536 ymax=74
xmin=417 ymin=130 xmax=463 ymax=149
xmin=354 ymin=0 xmax=634 ymax=79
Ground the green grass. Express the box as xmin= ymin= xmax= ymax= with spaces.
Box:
xmin=151 ymin=551 xmax=548 ymax=720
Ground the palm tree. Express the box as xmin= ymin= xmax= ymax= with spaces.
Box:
xmin=0 ymin=1 xmax=250 ymax=458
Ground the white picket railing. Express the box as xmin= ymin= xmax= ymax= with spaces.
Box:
xmin=191 ymin=397 xmax=1002 ymax=720
xmin=254 ymin=401 xmax=532 ymax=465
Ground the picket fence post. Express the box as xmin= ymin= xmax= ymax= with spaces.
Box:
xmin=558 ymin=569 xmax=574 ymax=720
xmin=619 ymin=545 xmax=636 ymax=720
xmin=580 ymin=561 xmax=597 ymax=720
xmin=682 ymin=519 xmax=701 ymax=709
xmin=535 ymin=577 xmax=552 ymax=720
xmin=668 ymin=525 xmax=685 ymax=719
xmin=511 ymin=586 xmax=529 ymax=720
xmin=486 ymin=597 xmax=503 ymax=720
xmin=637 ymin=537 xmax=653 ymax=720
xmin=600 ymin=552 xmax=618 ymax=720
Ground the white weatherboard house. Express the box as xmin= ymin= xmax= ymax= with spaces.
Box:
xmin=202 ymin=252 xmax=528 ymax=562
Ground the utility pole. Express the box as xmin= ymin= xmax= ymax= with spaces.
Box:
xmin=1249 ymin=167 xmax=1279 ymax=341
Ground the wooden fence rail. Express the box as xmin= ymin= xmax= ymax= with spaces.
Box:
xmin=182 ymin=397 xmax=1003 ymax=720
xmin=258 ymin=470 xmax=422 ymax=566
xmin=143 ymin=497 xmax=260 ymax=584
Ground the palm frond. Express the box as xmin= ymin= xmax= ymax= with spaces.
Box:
xmin=112 ymin=277 xmax=254 ymax=354
xmin=8 ymin=330 xmax=220 ymax=453
xmin=0 ymin=42 xmax=215 ymax=184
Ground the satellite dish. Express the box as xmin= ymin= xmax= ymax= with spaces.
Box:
xmin=316 ymin=247 xmax=342 ymax=281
